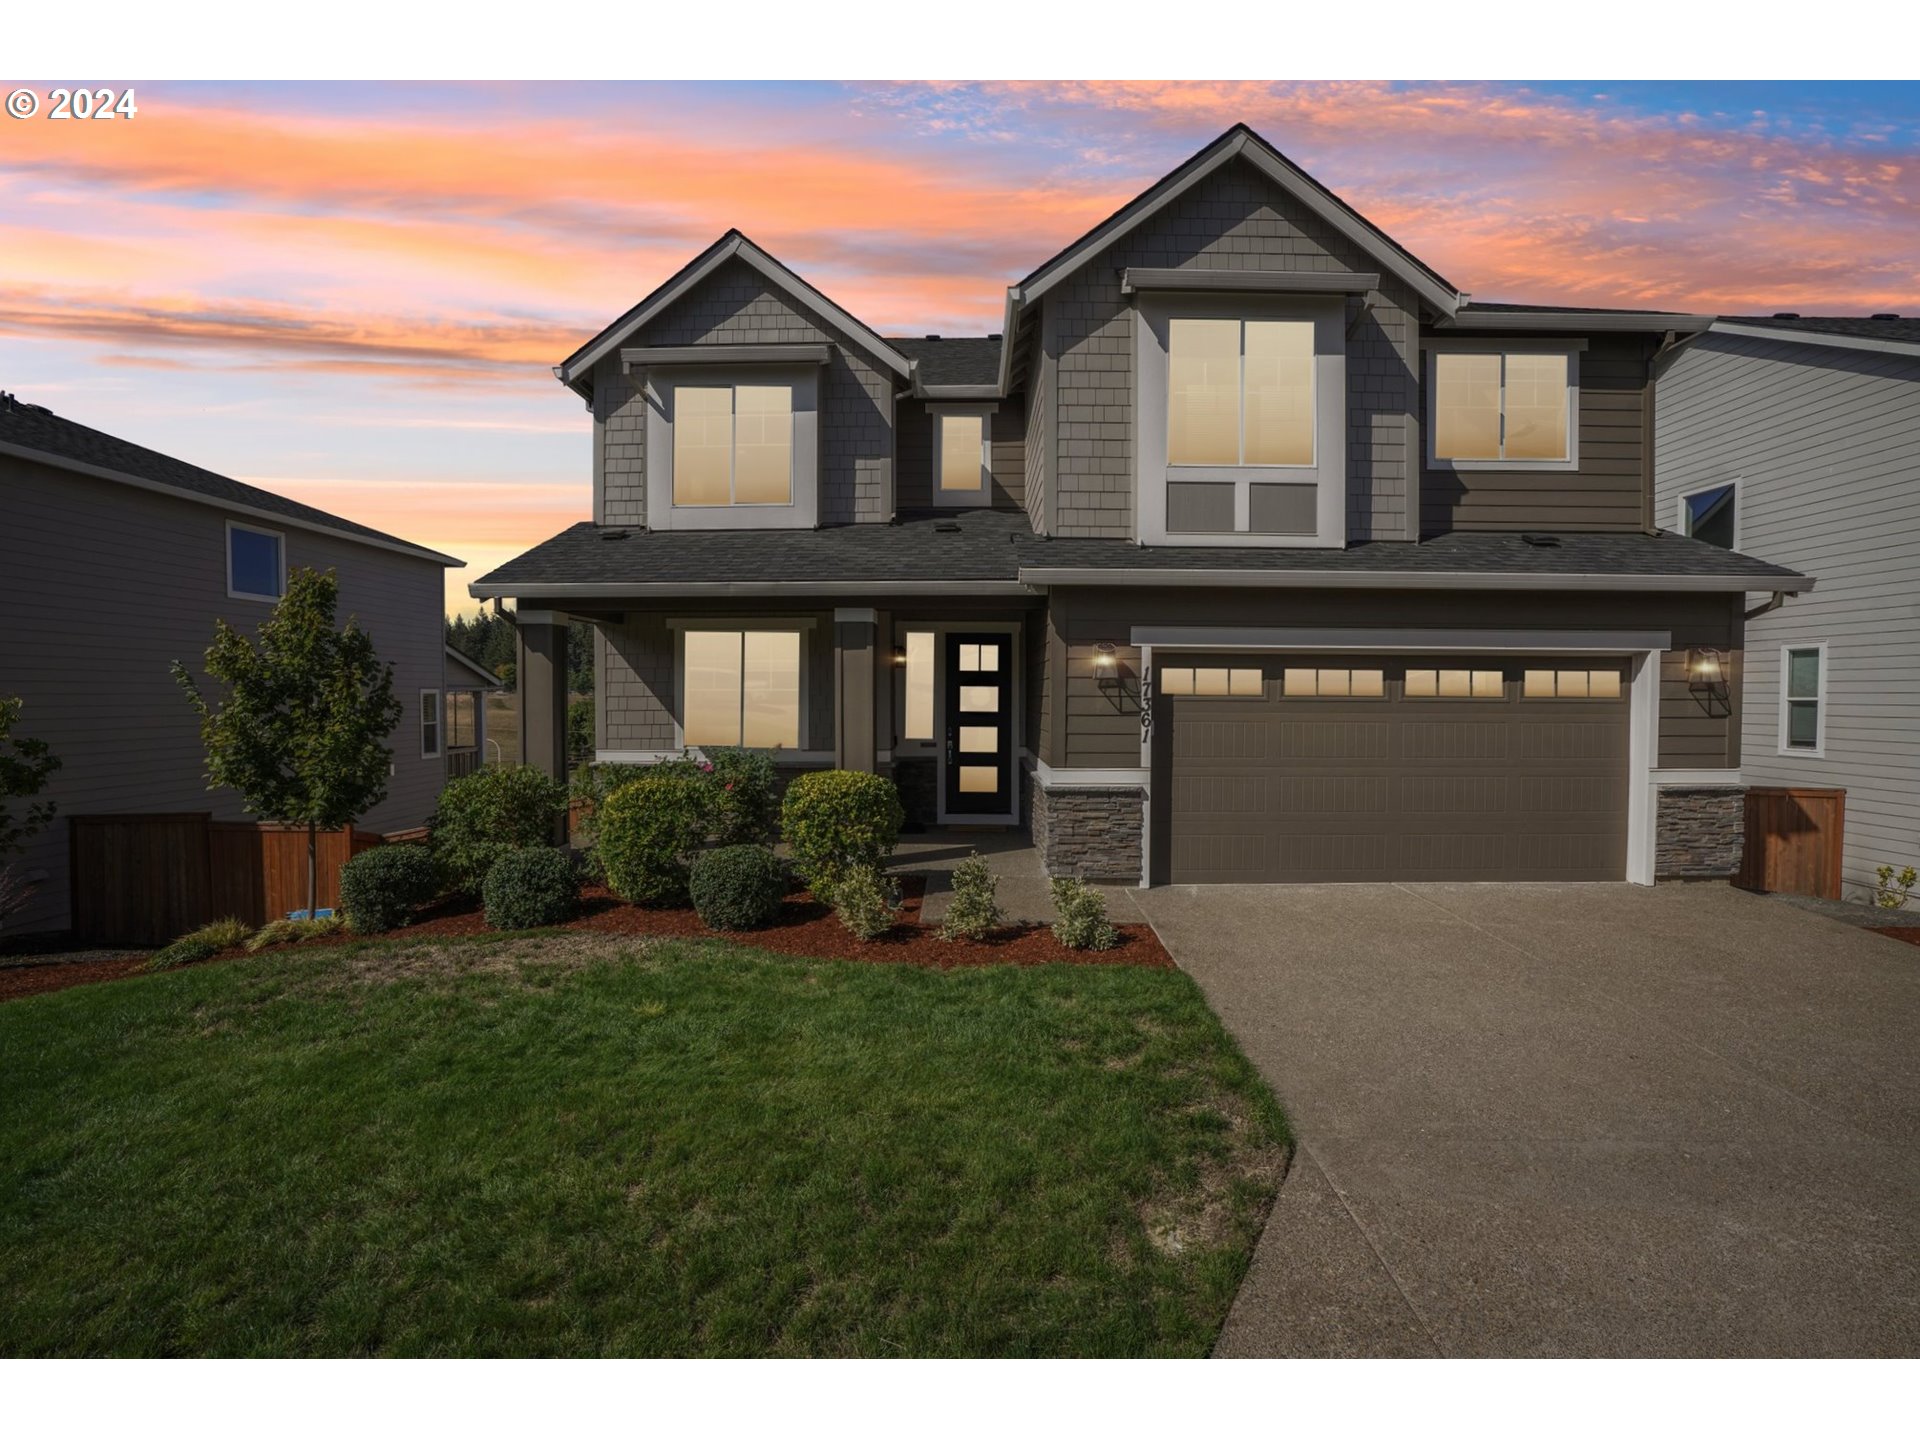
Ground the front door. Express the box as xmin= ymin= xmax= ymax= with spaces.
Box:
xmin=943 ymin=631 xmax=1014 ymax=817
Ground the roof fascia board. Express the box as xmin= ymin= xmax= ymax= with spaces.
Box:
xmin=622 ymin=344 xmax=830 ymax=367
xmin=919 ymin=384 xmax=1003 ymax=401
xmin=468 ymin=579 xmax=1036 ymax=600
xmin=1120 ymin=267 xmax=1380 ymax=297
xmin=1 ymin=439 xmax=463 ymax=567
xmin=1710 ymin=321 xmax=1920 ymax=360
xmin=1446 ymin=311 xmax=1715 ymax=333
xmin=1019 ymin=566 xmax=1811 ymax=594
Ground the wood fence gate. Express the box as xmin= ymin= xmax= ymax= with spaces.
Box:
xmin=1737 ymin=787 xmax=1847 ymax=900
xmin=69 ymin=814 xmax=385 ymax=945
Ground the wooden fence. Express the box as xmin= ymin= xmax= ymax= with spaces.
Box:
xmin=70 ymin=814 xmax=388 ymax=945
xmin=1737 ymin=787 xmax=1847 ymax=900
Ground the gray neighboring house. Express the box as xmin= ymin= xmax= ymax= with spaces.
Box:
xmin=0 ymin=394 xmax=463 ymax=937
xmin=477 ymin=123 xmax=1813 ymax=888
xmin=1655 ymin=315 xmax=1920 ymax=899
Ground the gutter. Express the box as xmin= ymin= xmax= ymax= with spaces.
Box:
xmin=1016 ymin=566 xmax=1813 ymax=594
xmin=468 ymin=578 xmax=1036 ymax=600
xmin=1439 ymin=311 xmax=1716 ymax=333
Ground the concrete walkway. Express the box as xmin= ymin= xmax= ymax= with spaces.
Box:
xmin=1129 ymin=881 xmax=1920 ymax=1357
xmin=896 ymin=830 xmax=1128 ymax=926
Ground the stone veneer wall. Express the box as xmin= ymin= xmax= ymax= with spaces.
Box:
xmin=1655 ymin=786 xmax=1745 ymax=879
xmin=1031 ymin=782 xmax=1144 ymax=882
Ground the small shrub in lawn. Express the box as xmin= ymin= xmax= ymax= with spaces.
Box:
xmin=245 ymin=914 xmax=346 ymax=952
xmin=598 ymin=771 xmax=714 ymax=907
xmin=833 ymin=864 xmax=901 ymax=942
xmin=146 ymin=916 xmax=249 ymax=972
xmin=431 ymin=765 xmax=568 ymax=895
xmin=1050 ymin=877 xmax=1118 ymax=952
xmin=782 ymin=770 xmax=904 ymax=904
xmin=688 ymin=844 xmax=787 ymax=931
xmin=338 ymin=843 xmax=440 ymax=933
xmin=938 ymin=852 xmax=1002 ymax=942
xmin=482 ymin=845 xmax=579 ymax=930
xmin=704 ymin=748 xmax=780 ymax=846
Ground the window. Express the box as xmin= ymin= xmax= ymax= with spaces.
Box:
xmin=673 ymin=383 xmax=793 ymax=507
xmin=1430 ymin=350 xmax=1575 ymax=465
xmin=446 ymin=692 xmax=476 ymax=750
xmin=1281 ymin=668 xmax=1386 ymax=698
xmin=1405 ymin=669 xmax=1504 ymax=699
xmin=1158 ymin=666 xmax=1263 ymax=698
xmin=1781 ymin=645 xmax=1825 ymax=753
xmin=1522 ymin=669 xmax=1624 ymax=699
xmin=1169 ymin=318 xmax=1314 ymax=467
xmin=420 ymin=690 xmax=442 ymax=759
xmin=902 ymin=631 xmax=934 ymax=741
xmin=934 ymin=410 xmax=991 ymax=502
xmin=1679 ymin=483 xmax=1738 ymax=550
xmin=226 ymin=522 xmax=284 ymax=602
xmin=684 ymin=630 xmax=801 ymax=749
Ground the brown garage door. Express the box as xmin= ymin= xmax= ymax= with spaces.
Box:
xmin=1158 ymin=655 xmax=1630 ymax=883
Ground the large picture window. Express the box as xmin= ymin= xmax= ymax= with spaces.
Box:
xmin=673 ymin=383 xmax=793 ymax=507
xmin=1430 ymin=349 xmax=1575 ymax=465
xmin=684 ymin=630 xmax=801 ymax=749
xmin=1168 ymin=318 xmax=1314 ymax=467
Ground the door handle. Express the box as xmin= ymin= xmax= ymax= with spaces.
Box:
xmin=946 ymin=729 xmax=955 ymax=766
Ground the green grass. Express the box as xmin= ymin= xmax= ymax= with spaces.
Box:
xmin=0 ymin=934 xmax=1288 ymax=1357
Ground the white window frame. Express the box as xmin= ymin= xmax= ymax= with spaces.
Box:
xmin=669 ymin=620 xmax=813 ymax=753
xmin=1425 ymin=342 xmax=1581 ymax=472
xmin=420 ymin=689 xmax=442 ymax=760
xmin=1676 ymin=479 xmax=1741 ymax=550
xmin=225 ymin=520 xmax=286 ymax=603
xmin=644 ymin=365 xmax=820 ymax=530
xmin=929 ymin=403 xmax=996 ymax=507
xmin=1134 ymin=293 xmax=1347 ymax=549
xmin=1778 ymin=641 xmax=1827 ymax=758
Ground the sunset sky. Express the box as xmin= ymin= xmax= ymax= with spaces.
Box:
xmin=3 ymin=79 xmax=1917 ymax=615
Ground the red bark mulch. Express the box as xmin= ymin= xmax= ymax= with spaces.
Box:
xmin=0 ymin=954 xmax=150 ymax=1003
xmin=1868 ymin=926 xmax=1920 ymax=950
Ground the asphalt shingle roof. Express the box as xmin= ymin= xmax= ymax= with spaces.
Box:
xmin=1722 ymin=314 xmax=1920 ymax=344
xmin=889 ymin=337 xmax=1003 ymax=387
xmin=473 ymin=510 xmax=1807 ymax=593
xmin=0 ymin=395 xmax=454 ymax=561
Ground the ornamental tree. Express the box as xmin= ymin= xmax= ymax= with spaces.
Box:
xmin=0 ymin=696 xmax=62 ymax=929
xmin=174 ymin=567 xmax=402 ymax=919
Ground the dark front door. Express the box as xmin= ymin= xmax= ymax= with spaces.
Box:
xmin=943 ymin=631 xmax=1014 ymax=817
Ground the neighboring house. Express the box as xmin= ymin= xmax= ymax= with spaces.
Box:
xmin=1654 ymin=315 xmax=1920 ymax=900
xmin=443 ymin=646 xmax=506 ymax=781
xmin=475 ymin=123 xmax=1811 ymax=887
xmin=0 ymin=394 xmax=462 ymax=935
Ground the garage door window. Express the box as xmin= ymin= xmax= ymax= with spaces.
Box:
xmin=1404 ymin=668 xmax=1504 ymax=699
xmin=1523 ymin=668 xmax=1623 ymax=699
xmin=1282 ymin=668 xmax=1385 ymax=698
xmin=1159 ymin=666 xmax=1263 ymax=697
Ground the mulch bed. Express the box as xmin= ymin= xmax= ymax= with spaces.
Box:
xmin=1868 ymin=927 xmax=1920 ymax=950
xmin=0 ymin=953 xmax=151 ymax=1003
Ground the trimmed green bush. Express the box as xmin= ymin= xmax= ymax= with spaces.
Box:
xmin=431 ymin=765 xmax=568 ymax=895
xmin=482 ymin=845 xmax=579 ymax=930
xmin=598 ymin=771 xmax=714 ymax=906
xmin=781 ymin=770 xmax=904 ymax=903
xmin=938 ymin=852 xmax=1003 ymax=942
xmin=704 ymin=748 xmax=780 ymax=846
xmin=1049 ymin=877 xmax=1118 ymax=952
xmin=338 ymin=843 xmax=440 ymax=933
xmin=833 ymin=864 xmax=900 ymax=942
xmin=688 ymin=844 xmax=787 ymax=931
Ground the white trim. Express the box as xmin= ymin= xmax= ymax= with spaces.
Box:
xmin=596 ymin=749 xmax=835 ymax=766
xmin=1675 ymin=478 xmax=1742 ymax=551
xmin=928 ymin=402 xmax=997 ymax=508
xmin=645 ymin=366 xmax=818 ymax=530
xmin=1627 ymin=651 xmax=1660 ymax=886
xmin=419 ymin=688 xmax=442 ymax=761
xmin=1026 ymin=568 xmax=1807 ymax=593
xmin=473 ymin=580 xmax=1034 ymax=600
xmin=1778 ymin=640 xmax=1828 ymax=759
xmin=1710 ymin=321 xmax=1920 ymax=361
xmin=1032 ymin=760 xmax=1149 ymax=788
xmin=671 ymin=624 xmax=811 ymax=753
xmin=1132 ymin=626 xmax=1673 ymax=653
xmin=225 ymin=519 xmax=287 ymax=603
xmin=1652 ymin=768 xmax=1742 ymax=787
xmin=1425 ymin=344 xmax=1581 ymax=472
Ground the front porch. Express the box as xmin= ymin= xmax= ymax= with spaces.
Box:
xmin=893 ymin=828 xmax=1137 ymax=926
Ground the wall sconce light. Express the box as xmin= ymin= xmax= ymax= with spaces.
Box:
xmin=1093 ymin=642 xmax=1120 ymax=690
xmin=1687 ymin=646 xmax=1731 ymax=718
xmin=889 ymin=648 xmax=907 ymax=667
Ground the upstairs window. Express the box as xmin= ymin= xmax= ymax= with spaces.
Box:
xmin=226 ymin=521 xmax=285 ymax=602
xmin=1168 ymin=318 xmax=1314 ymax=468
xmin=673 ymin=383 xmax=793 ymax=507
xmin=1679 ymin=483 xmax=1738 ymax=549
xmin=1430 ymin=349 xmax=1575 ymax=466
xmin=932 ymin=407 xmax=993 ymax=504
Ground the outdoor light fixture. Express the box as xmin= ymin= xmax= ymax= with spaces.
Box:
xmin=1688 ymin=647 xmax=1725 ymax=682
xmin=1687 ymin=646 xmax=1731 ymax=718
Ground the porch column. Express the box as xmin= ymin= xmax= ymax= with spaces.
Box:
xmin=833 ymin=607 xmax=878 ymax=773
xmin=515 ymin=608 xmax=570 ymax=781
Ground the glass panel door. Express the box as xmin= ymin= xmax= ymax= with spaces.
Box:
xmin=943 ymin=631 xmax=1013 ymax=816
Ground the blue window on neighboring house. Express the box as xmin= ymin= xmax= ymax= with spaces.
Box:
xmin=228 ymin=523 xmax=284 ymax=600
xmin=1681 ymin=484 xmax=1737 ymax=550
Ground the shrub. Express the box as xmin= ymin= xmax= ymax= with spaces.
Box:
xmin=567 ymin=695 xmax=594 ymax=764
xmin=1874 ymin=864 xmax=1917 ymax=911
xmin=704 ymin=748 xmax=780 ymax=846
xmin=782 ymin=770 xmax=904 ymax=903
xmin=483 ymin=845 xmax=579 ymax=930
xmin=833 ymin=864 xmax=901 ymax=942
xmin=939 ymin=852 xmax=1003 ymax=942
xmin=431 ymin=765 xmax=568 ymax=895
xmin=598 ymin=771 xmax=714 ymax=906
xmin=146 ymin=916 xmax=249 ymax=972
xmin=689 ymin=844 xmax=787 ymax=931
xmin=1050 ymin=877 xmax=1118 ymax=952
xmin=246 ymin=914 xmax=347 ymax=951
xmin=339 ymin=843 xmax=440 ymax=933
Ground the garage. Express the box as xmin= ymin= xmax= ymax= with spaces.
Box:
xmin=1156 ymin=654 xmax=1630 ymax=883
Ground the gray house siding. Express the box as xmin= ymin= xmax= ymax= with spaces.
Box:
xmin=1421 ymin=334 xmax=1654 ymax=535
xmin=1043 ymin=156 xmax=1421 ymax=542
xmin=0 ymin=459 xmax=447 ymax=936
xmin=895 ymin=399 xmax=1027 ymax=511
xmin=595 ymin=257 xmax=894 ymax=530
xmin=1655 ymin=331 xmax=1920 ymax=897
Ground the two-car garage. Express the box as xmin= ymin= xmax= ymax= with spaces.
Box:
xmin=1153 ymin=654 xmax=1632 ymax=883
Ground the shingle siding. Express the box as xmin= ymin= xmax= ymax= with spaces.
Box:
xmin=596 ymin=257 xmax=894 ymax=528
xmin=1655 ymin=331 xmax=1920 ymax=898
xmin=895 ymin=399 xmax=1026 ymax=511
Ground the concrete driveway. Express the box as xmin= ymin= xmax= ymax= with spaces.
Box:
xmin=1127 ymin=882 xmax=1920 ymax=1357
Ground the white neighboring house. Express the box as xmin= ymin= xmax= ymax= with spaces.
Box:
xmin=1655 ymin=315 xmax=1920 ymax=900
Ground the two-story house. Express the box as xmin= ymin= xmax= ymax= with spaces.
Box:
xmin=474 ymin=124 xmax=1811 ymax=888
xmin=1654 ymin=315 xmax=1920 ymax=900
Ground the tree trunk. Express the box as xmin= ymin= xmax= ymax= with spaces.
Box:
xmin=307 ymin=819 xmax=318 ymax=920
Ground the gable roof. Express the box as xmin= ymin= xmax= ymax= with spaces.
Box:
xmin=0 ymin=395 xmax=461 ymax=567
xmin=1711 ymin=314 xmax=1920 ymax=359
xmin=555 ymin=230 xmax=914 ymax=400
xmin=444 ymin=645 xmax=506 ymax=690
xmin=1012 ymin=124 xmax=1462 ymax=318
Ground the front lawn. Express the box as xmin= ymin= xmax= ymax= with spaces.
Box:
xmin=0 ymin=933 xmax=1288 ymax=1356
